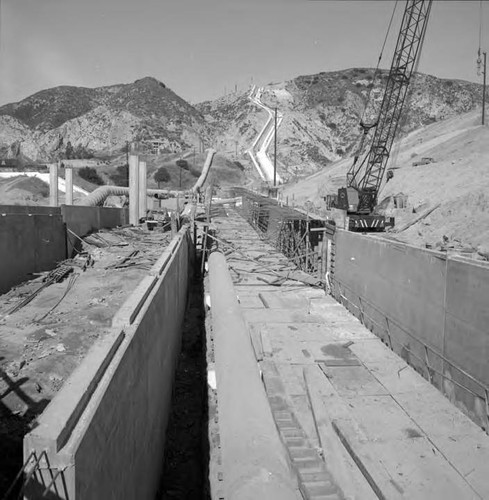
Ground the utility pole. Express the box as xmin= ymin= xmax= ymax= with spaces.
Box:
xmin=483 ymin=51 xmax=487 ymax=125
xmin=179 ymin=159 xmax=182 ymax=188
xmin=273 ymin=107 xmax=278 ymax=187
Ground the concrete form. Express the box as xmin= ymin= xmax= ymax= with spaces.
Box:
xmin=207 ymin=207 xmax=489 ymax=500
xmin=0 ymin=204 xmax=129 ymax=293
xmin=23 ymin=227 xmax=192 ymax=499
xmin=333 ymin=229 xmax=489 ymax=430
xmin=0 ymin=211 xmax=66 ymax=294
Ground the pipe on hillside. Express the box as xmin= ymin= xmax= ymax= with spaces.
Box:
xmin=192 ymin=148 xmax=216 ymax=193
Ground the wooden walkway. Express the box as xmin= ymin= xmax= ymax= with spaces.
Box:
xmin=211 ymin=208 xmax=489 ymax=500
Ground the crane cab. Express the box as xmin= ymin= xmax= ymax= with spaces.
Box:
xmin=336 ymin=187 xmax=394 ymax=232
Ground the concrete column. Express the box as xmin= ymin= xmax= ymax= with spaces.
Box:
xmin=49 ymin=162 xmax=59 ymax=207
xmin=138 ymin=160 xmax=147 ymax=220
xmin=208 ymin=252 xmax=297 ymax=500
xmin=129 ymin=154 xmax=139 ymax=225
xmin=65 ymin=167 xmax=73 ymax=205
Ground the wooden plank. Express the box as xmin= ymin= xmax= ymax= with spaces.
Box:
xmin=303 ymin=365 xmax=378 ymax=500
xmin=248 ymin=324 xmax=264 ymax=362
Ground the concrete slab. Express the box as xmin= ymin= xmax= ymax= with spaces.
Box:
xmin=243 ymin=309 xmax=326 ymax=324
xmin=256 ymin=292 xmax=310 ymax=310
xmin=321 ymin=365 xmax=389 ymax=398
xmin=263 ymin=322 xmax=376 ymax=342
xmin=212 ymin=207 xmax=489 ymax=500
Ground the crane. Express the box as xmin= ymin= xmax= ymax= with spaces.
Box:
xmin=336 ymin=0 xmax=433 ymax=231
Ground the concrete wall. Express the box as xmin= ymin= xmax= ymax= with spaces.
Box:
xmin=332 ymin=230 xmax=489 ymax=429
xmin=0 ymin=212 xmax=66 ymax=294
xmin=62 ymin=205 xmax=129 ymax=256
xmin=0 ymin=205 xmax=130 ymax=294
xmin=0 ymin=205 xmax=60 ymax=216
xmin=24 ymin=227 xmax=192 ymax=499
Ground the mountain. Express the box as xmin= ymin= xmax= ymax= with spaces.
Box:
xmin=0 ymin=77 xmax=212 ymax=162
xmin=0 ymin=69 xmax=483 ymax=177
xmin=197 ymin=68 xmax=482 ymax=178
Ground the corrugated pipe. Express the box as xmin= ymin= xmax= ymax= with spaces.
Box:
xmin=192 ymin=148 xmax=216 ymax=193
xmin=78 ymin=186 xmax=189 ymax=207
xmin=79 ymin=148 xmax=216 ymax=206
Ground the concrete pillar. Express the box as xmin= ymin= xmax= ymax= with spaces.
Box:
xmin=129 ymin=154 xmax=139 ymax=225
xmin=138 ymin=160 xmax=147 ymax=220
xmin=49 ymin=162 xmax=59 ymax=207
xmin=65 ymin=167 xmax=73 ymax=205
xmin=208 ymin=252 xmax=297 ymax=500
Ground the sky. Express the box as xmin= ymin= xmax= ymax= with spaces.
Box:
xmin=0 ymin=0 xmax=487 ymax=106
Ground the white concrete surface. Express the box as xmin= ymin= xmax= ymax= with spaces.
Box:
xmin=0 ymin=172 xmax=90 ymax=196
xmin=247 ymin=86 xmax=283 ymax=184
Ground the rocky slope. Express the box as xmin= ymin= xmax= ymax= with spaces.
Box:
xmin=0 ymin=69 xmax=483 ymax=181
xmin=197 ymin=68 xmax=482 ymax=178
xmin=0 ymin=77 xmax=212 ymax=162
xmin=281 ymin=108 xmax=489 ymax=255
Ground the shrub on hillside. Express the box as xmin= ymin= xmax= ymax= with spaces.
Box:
xmin=176 ymin=159 xmax=189 ymax=170
xmin=78 ymin=166 xmax=104 ymax=185
xmin=109 ymin=164 xmax=129 ymax=187
xmin=74 ymin=144 xmax=94 ymax=159
xmin=154 ymin=167 xmax=171 ymax=186
xmin=233 ymin=161 xmax=244 ymax=171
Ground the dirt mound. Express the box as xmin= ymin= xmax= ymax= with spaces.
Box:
xmin=0 ymin=176 xmax=50 ymax=205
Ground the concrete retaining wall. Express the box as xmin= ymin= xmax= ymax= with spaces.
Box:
xmin=0 ymin=205 xmax=130 ymax=294
xmin=0 ymin=212 xmax=66 ymax=294
xmin=24 ymin=227 xmax=192 ymax=499
xmin=332 ymin=229 xmax=489 ymax=429
xmin=62 ymin=205 xmax=129 ymax=256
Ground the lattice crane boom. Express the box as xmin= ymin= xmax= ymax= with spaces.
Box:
xmin=338 ymin=0 xmax=433 ymax=224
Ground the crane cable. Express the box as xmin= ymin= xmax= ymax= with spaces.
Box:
xmin=349 ymin=0 xmax=399 ymax=185
xmin=361 ymin=0 xmax=399 ymax=124
xmin=378 ymin=0 xmax=433 ymax=202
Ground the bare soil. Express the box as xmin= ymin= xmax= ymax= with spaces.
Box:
xmin=0 ymin=226 xmax=171 ymax=496
xmin=156 ymin=265 xmax=209 ymax=500
xmin=282 ymin=109 xmax=489 ymax=255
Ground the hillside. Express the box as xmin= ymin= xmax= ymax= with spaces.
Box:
xmin=281 ymin=109 xmax=489 ymax=255
xmin=0 ymin=77 xmax=213 ymax=162
xmin=198 ymin=68 xmax=482 ymax=178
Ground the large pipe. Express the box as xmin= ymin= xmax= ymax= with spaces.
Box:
xmin=192 ymin=148 xmax=216 ymax=193
xmin=78 ymin=148 xmax=216 ymax=208
xmin=78 ymin=186 xmax=190 ymax=207
xmin=208 ymin=251 xmax=297 ymax=500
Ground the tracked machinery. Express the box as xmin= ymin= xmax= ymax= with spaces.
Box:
xmin=335 ymin=0 xmax=433 ymax=232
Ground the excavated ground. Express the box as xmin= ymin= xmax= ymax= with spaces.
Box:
xmin=0 ymin=225 xmax=171 ymax=496
xmin=156 ymin=265 xmax=210 ymax=500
